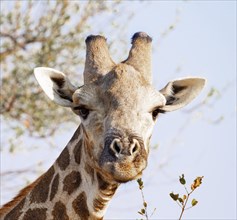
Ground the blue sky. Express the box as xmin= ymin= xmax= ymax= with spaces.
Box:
xmin=1 ymin=1 xmax=236 ymax=219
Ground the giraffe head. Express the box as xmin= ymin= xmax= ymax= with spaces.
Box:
xmin=34 ymin=32 xmax=206 ymax=183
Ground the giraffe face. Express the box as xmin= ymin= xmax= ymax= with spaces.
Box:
xmin=72 ymin=64 xmax=166 ymax=182
xmin=34 ymin=32 xmax=206 ymax=183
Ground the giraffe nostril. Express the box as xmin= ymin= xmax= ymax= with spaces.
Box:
xmin=110 ymin=139 xmax=122 ymax=157
xmin=113 ymin=141 xmax=121 ymax=154
xmin=132 ymin=144 xmax=138 ymax=153
xmin=130 ymin=139 xmax=140 ymax=155
xmin=109 ymin=138 xmax=141 ymax=158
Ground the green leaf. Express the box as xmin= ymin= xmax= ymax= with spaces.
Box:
xmin=179 ymin=174 xmax=186 ymax=185
xmin=137 ymin=178 xmax=144 ymax=189
xmin=178 ymin=197 xmax=184 ymax=204
xmin=170 ymin=192 xmax=179 ymax=201
xmin=65 ymin=15 xmax=70 ymax=21
xmin=191 ymin=199 xmax=198 ymax=206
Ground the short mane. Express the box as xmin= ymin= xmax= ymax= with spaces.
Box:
xmin=0 ymin=175 xmax=42 ymax=215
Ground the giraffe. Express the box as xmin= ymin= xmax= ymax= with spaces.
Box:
xmin=0 ymin=32 xmax=206 ymax=220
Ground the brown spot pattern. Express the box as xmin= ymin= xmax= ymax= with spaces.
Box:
xmin=96 ymin=172 xmax=110 ymax=191
xmin=93 ymin=197 xmax=106 ymax=212
xmin=84 ymin=139 xmax=93 ymax=159
xmin=30 ymin=166 xmax=55 ymax=203
xmin=57 ymin=147 xmax=70 ymax=171
xmin=63 ymin=171 xmax=81 ymax=195
xmin=0 ymin=175 xmax=42 ymax=216
xmin=22 ymin=208 xmax=47 ymax=220
xmin=52 ymin=201 xmax=69 ymax=220
xmin=73 ymin=139 xmax=82 ymax=164
xmin=96 ymin=172 xmax=118 ymax=198
xmin=72 ymin=192 xmax=89 ymax=220
xmin=4 ymin=198 xmax=25 ymax=220
xmin=68 ymin=126 xmax=81 ymax=144
xmin=50 ymin=174 xmax=59 ymax=201
xmin=101 ymin=189 xmax=116 ymax=197
xmin=85 ymin=163 xmax=94 ymax=182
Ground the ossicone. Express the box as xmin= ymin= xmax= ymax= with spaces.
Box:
xmin=84 ymin=35 xmax=115 ymax=84
xmin=124 ymin=32 xmax=153 ymax=83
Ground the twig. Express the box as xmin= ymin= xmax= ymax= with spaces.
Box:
xmin=170 ymin=175 xmax=204 ymax=220
xmin=178 ymin=190 xmax=193 ymax=220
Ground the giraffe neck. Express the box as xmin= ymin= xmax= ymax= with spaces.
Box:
xmin=0 ymin=125 xmax=119 ymax=220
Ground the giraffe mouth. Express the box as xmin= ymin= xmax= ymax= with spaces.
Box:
xmin=99 ymin=157 xmax=148 ymax=183
xmin=113 ymin=169 xmax=144 ymax=183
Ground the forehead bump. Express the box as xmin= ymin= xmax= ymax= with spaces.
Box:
xmin=124 ymin=32 xmax=152 ymax=84
xmin=84 ymin=35 xmax=115 ymax=84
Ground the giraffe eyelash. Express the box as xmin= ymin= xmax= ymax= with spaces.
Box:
xmin=151 ymin=108 xmax=166 ymax=120
xmin=73 ymin=105 xmax=91 ymax=120
xmin=73 ymin=105 xmax=89 ymax=111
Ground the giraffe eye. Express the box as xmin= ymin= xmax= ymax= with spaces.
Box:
xmin=78 ymin=108 xmax=90 ymax=120
xmin=73 ymin=106 xmax=90 ymax=120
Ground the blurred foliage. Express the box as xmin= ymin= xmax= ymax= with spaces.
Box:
xmin=0 ymin=0 xmax=132 ymax=141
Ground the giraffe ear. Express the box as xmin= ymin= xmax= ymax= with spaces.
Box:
xmin=159 ymin=77 xmax=206 ymax=112
xmin=34 ymin=67 xmax=77 ymax=107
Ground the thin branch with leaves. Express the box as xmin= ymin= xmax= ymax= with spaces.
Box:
xmin=170 ymin=174 xmax=204 ymax=220
xmin=137 ymin=178 xmax=156 ymax=220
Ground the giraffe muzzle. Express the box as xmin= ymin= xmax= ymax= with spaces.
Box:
xmin=99 ymin=133 xmax=148 ymax=183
